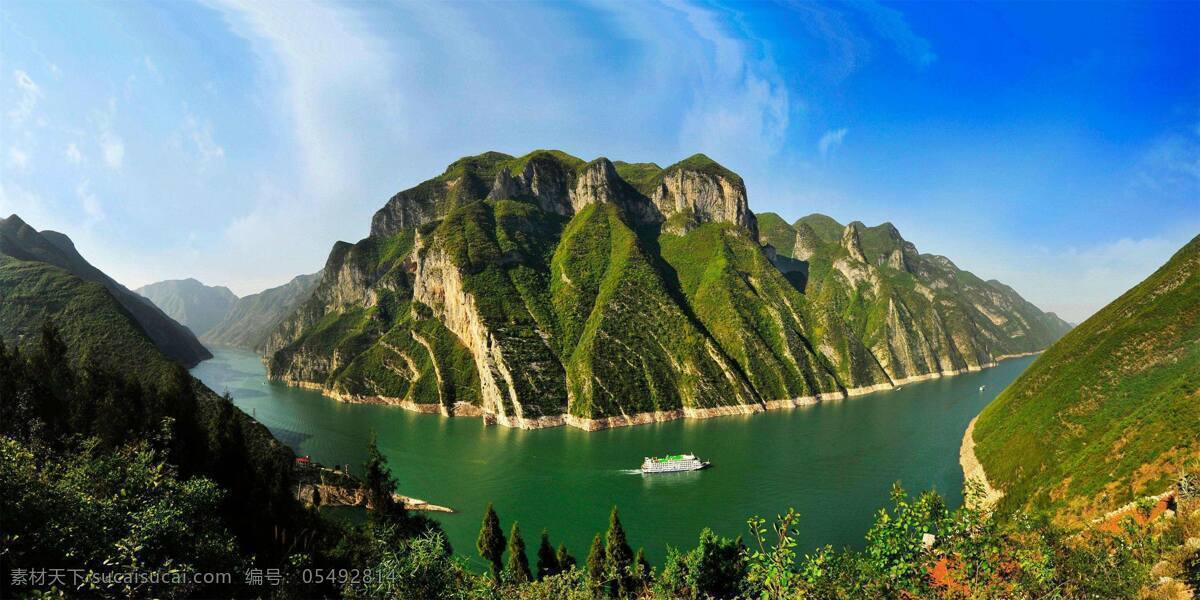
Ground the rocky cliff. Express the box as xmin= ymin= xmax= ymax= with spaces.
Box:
xmin=265 ymin=151 xmax=1069 ymax=429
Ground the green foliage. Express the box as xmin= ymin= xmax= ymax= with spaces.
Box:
xmin=605 ymin=506 xmax=635 ymax=597
xmin=659 ymin=223 xmax=844 ymax=401
xmin=556 ymin=543 xmax=577 ymax=573
xmin=363 ymin=432 xmax=408 ymax=523
xmin=745 ymin=508 xmax=803 ymax=599
xmin=537 ymin=529 xmax=560 ymax=580
xmin=656 ymin=529 xmax=746 ymax=599
xmin=755 ymin=212 xmax=797 ymax=253
xmin=975 ymin=235 xmax=1200 ymax=523
xmin=611 ymin=161 xmax=663 ymax=196
xmin=0 ymin=324 xmax=298 ymax=566
xmin=0 ymin=436 xmax=242 ymax=598
xmin=586 ymin=533 xmax=606 ymax=589
xmin=342 ymin=528 xmax=480 ymax=600
xmin=508 ymin=522 xmax=533 ymax=584
xmin=477 ymin=503 xmax=507 ymax=582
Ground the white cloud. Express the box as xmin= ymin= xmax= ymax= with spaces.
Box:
xmin=8 ymin=69 xmax=43 ymax=124
xmin=819 ymin=128 xmax=848 ymax=157
xmin=848 ymin=1 xmax=937 ymax=68
xmin=65 ymin=142 xmax=83 ymax=164
xmin=666 ymin=0 xmax=791 ymax=166
xmin=100 ymin=132 xmax=124 ymax=169
xmin=143 ymin=56 xmax=162 ymax=81
xmin=7 ymin=147 xmax=29 ymax=171
xmin=179 ymin=113 xmax=225 ymax=166
xmin=75 ymin=178 xmax=104 ymax=220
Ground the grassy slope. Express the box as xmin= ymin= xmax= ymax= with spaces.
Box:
xmin=658 ymin=223 xmax=847 ymax=400
xmin=551 ymin=203 xmax=748 ymax=417
xmin=974 ymin=235 xmax=1200 ymax=524
xmin=0 ymin=254 xmax=296 ymax=549
xmin=0 ymin=255 xmax=169 ymax=378
xmin=431 ymin=199 xmax=568 ymax=416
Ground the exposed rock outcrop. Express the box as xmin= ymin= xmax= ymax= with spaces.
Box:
xmin=265 ymin=151 xmax=1072 ymax=430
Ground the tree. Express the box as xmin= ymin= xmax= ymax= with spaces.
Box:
xmin=586 ymin=533 xmax=606 ymax=589
xmin=507 ymin=522 xmax=532 ymax=583
xmin=633 ymin=547 xmax=652 ymax=590
xmin=477 ymin=503 xmax=506 ymax=582
xmin=362 ymin=432 xmax=405 ymax=522
xmin=557 ymin=543 xmax=577 ymax=572
xmin=537 ymin=529 xmax=559 ymax=580
xmin=605 ymin=506 xmax=634 ymax=596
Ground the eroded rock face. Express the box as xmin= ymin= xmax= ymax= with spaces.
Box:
xmin=488 ymin=155 xmax=575 ymax=216
xmin=841 ymin=223 xmax=869 ymax=263
xmin=651 ymin=168 xmax=758 ymax=239
xmin=411 ymin=235 xmax=564 ymax=427
xmin=264 ymin=150 xmax=1072 ymax=430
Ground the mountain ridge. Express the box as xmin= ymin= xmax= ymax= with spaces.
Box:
xmin=970 ymin=234 xmax=1199 ymax=525
xmin=0 ymin=214 xmax=211 ymax=367
xmin=263 ymin=151 xmax=1071 ymax=429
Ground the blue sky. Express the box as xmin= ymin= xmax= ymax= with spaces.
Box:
xmin=1 ymin=0 xmax=1196 ymax=322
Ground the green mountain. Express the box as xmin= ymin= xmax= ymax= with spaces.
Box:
xmin=136 ymin=278 xmax=238 ymax=336
xmin=0 ymin=214 xmax=211 ymax=367
xmin=0 ymin=218 xmax=305 ymax=584
xmin=972 ymin=235 xmax=1199 ymax=525
xmin=201 ymin=272 xmax=321 ymax=350
xmin=759 ymin=212 xmax=1073 ymax=382
xmin=265 ymin=151 xmax=1069 ymax=429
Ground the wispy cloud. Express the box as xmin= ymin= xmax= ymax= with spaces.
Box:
xmin=7 ymin=147 xmax=30 ymax=171
xmin=177 ymin=112 xmax=225 ymax=167
xmin=848 ymin=1 xmax=937 ymax=68
xmin=94 ymin=97 xmax=125 ymax=170
xmin=819 ymin=128 xmax=847 ymax=157
xmin=75 ymin=178 xmax=103 ymax=220
xmin=65 ymin=142 xmax=83 ymax=165
xmin=7 ymin=69 xmax=43 ymax=124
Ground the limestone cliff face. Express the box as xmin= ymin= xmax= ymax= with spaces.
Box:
xmin=265 ymin=150 xmax=1070 ymax=430
xmin=650 ymin=157 xmax=758 ymax=239
xmin=487 ymin=153 xmax=575 ymax=216
xmin=772 ymin=214 xmax=1072 ymax=386
xmin=411 ymin=236 xmax=557 ymax=427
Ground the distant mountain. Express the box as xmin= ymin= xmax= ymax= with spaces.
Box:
xmin=0 ymin=214 xmax=211 ymax=367
xmin=971 ymin=234 xmax=1199 ymax=525
xmin=202 ymin=273 xmax=321 ymax=351
xmin=136 ymin=278 xmax=238 ymax=336
xmin=263 ymin=150 xmax=1071 ymax=429
xmin=758 ymin=212 xmax=1073 ymax=382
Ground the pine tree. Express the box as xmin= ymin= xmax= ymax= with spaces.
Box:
xmin=536 ymin=529 xmax=559 ymax=580
xmin=557 ymin=543 xmax=577 ymax=572
xmin=606 ymin=506 xmax=634 ymax=596
xmin=477 ymin=503 xmax=506 ymax=582
xmin=586 ymin=533 xmax=606 ymax=588
xmin=362 ymin=433 xmax=404 ymax=522
xmin=633 ymin=547 xmax=651 ymax=589
xmin=507 ymin=522 xmax=532 ymax=583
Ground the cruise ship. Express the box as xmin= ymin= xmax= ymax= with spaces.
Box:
xmin=640 ymin=453 xmax=710 ymax=473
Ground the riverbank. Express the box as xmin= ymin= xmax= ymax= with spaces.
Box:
xmin=293 ymin=462 xmax=454 ymax=513
xmin=271 ymin=351 xmax=1043 ymax=432
xmin=959 ymin=416 xmax=1005 ymax=508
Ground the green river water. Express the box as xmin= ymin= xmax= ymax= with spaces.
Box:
xmin=191 ymin=348 xmax=1033 ymax=567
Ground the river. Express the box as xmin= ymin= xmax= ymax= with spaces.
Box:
xmin=191 ymin=348 xmax=1033 ymax=566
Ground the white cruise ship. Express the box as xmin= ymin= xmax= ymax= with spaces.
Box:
xmin=640 ymin=453 xmax=710 ymax=473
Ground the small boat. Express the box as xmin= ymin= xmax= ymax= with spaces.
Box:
xmin=641 ymin=453 xmax=710 ymax=474
xmin=894 ymin=386 xmax=903 ymax=391
xmin=979 ymin=385 xmax=986 ymax=392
